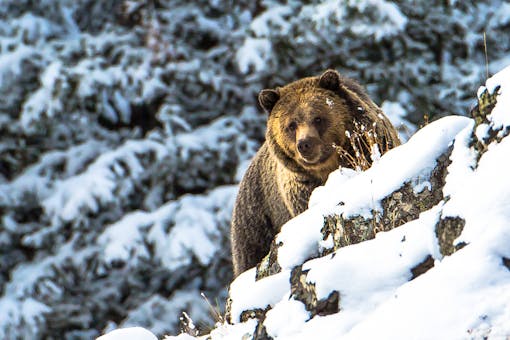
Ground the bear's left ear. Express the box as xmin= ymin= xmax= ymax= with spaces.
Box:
xmin=318 ymin=69 xmax=341 ymax=92
xmin=258 ymin=89 xmax=280 ymax=114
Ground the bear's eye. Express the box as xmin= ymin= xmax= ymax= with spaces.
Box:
xmin=356 ymin=106 xmax=365 ymax=114
xmin=314 ymin=117 xmax=322 ymax=124
xmin=288 ymin=121 xmax=297 ymax=132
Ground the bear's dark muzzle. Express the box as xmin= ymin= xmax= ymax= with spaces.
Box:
xmin=297 ymin=138 xmax=320 ymax=162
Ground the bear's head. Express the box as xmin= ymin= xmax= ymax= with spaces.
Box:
xmin=259 ymin=69 xmax=398 ymax=180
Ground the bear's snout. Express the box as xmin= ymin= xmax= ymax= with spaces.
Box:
xmin=297 ymin=137 xmax=320 ymax=162
xmin=297 ymin=138 xmax=314 ymax=153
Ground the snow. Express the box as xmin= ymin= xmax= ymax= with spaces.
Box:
xmin=0 ymin=140 xmax=106 ymax=209
xmin=228 ymin=268 xmax=291 ymax=324
xmin=0 ymin=44 xmax=34 ymax=83
xmin=43 ymin=139 xmax=169 ymax=223
xmin=312 ymin=115 xmax=470 ymax=211
xmin=339 ymin=254 xmax=510 ymax=339
xmin=489 ymin=2 xmax=510 ymax=27
xmin=0 ymin=297 xmax=50 ymax=339
xmin=250 ymin=6 xmax=292 ymax=37
xmin=21 ymin=61 xmax=64 ymax=131
xmin=98 ymin=185 xmax=236 ymax=270
xmin=147 ymin=187 xmax=236 ymax=271
xmin=306 ymin=0 xmax=407 ymax=40
xmin=264 ymin=299 xmax=309 ymax=338
xmin=98 ymin=210 xmax=155 ymax=263
xmin=205 ymin=319 xmax=258 ymax=340
xmin=97 ymin=327 xmax=157 ymax=340
xmin=164 ymin=319 xmax=259 ymax=340
xmin=446 ymin=135 xmax=510 ymax=247
xmin=120 ymin=293 xmax=210 ymax=337
xmin=236 ymin=38 xmax=272 ymax=74
xmin=350 ymin=0 xmax=407 ymax=40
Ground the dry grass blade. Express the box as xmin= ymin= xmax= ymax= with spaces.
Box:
xmin=201 ymin=292 xmax=225 ymax=324
xmin=333 ymin=121 xmax=390 ymax=171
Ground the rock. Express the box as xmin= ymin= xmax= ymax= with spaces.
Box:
xmin=503 ymin=258 xmax=510 ymax=271
xmin=410 ymin=255 xmax=435 ymax=279
xmin=255 ymin=241 xmax=282 ymax=280
xmin=435 ymin=216 xmax=466 ymax=256
xmin=290 ymin=265 xmax=339 ymax=318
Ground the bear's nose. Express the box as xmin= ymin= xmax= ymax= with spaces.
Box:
xmin=297 ymin=138 xmax=314 ymax=154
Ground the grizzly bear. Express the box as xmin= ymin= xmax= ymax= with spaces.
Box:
xmin=231 ymin=70 xmax=400 ymax=277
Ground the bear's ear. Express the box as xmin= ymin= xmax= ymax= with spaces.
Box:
xmin=318 ymin=69 xmax=341 ymax=92
xmin=319 ymin=69 xmax=358 ymax=108
xmin=258 ymin=89 xmax=280 ymax=114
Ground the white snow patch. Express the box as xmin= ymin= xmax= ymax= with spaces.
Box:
xmin=250 ymin=6 xmax=292 ymax=37
xmin=97 ymin=327 xmax=158 ymax=340
xmin=43 ymin=139 xmax=168 ymax=223
xmin=228 ymin=268 xmax=291 ymax=324
xmin=236 ymin=38 xmax=272 ymax=74
xmin=341 ymin=246 xmax=510 ymax=340
xmin=208 ymin=319 xmax=257 ymax=340
xmin=264 ymin=299 xmax=309 ymax=338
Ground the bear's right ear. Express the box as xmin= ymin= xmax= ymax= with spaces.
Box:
xmin=258 ymin=89 xmax=280 ymax=114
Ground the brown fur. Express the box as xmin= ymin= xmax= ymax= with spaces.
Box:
xmin=231 ymin=70 xmax=400 ymax=277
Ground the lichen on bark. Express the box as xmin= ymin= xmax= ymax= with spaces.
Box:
xmin=290 ymin=265 xmax=340 ymax=318
xmin=239 ymin=306 xmax=271 ymax=323
xmin=238 ymin=305 xmax=273 ymax=340
xmin=470 ymin=85 xmax=499 ymax=126
xmin=470 ymin=85 xmax=510 ymax=160
xmin=435 ymin=216 xmax=466 ymax=256
xmin=256 ymin=241 xmax=282 ymax=280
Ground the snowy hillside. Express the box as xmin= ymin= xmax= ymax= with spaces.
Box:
xmin=101 ymin=65 xmax=510 ymax=339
